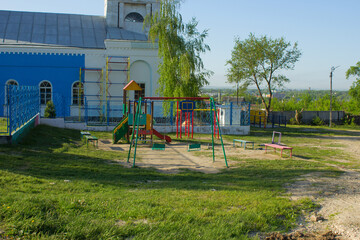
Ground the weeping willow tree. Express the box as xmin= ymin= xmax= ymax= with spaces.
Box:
xmin=145 ymin=0 xmax=212 ymax=98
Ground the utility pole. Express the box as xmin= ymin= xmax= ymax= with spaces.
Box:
xmin=329 ymin=66 xmax=340 ymax=128
xmin=236 ymin=82 xmax=239 ymax=105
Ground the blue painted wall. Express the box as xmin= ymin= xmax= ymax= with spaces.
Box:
xmin=0 ymin=52 xmax=85 ymax=117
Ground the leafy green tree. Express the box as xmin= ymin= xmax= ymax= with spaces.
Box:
xmin=44 ymin=101 xmax=56 ymax=118
xmin=346 ymin=61 xmax=360 ymax=113
xmin=145 ymin=0 xmax=212 ymax=98
xmin=226 ymin=33 xmax=301 ymax=115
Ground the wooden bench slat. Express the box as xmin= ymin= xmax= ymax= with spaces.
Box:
xmin=264 ymin=144 xmax=292 ymax=158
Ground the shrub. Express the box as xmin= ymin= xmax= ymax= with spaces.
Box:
xmin=44 ymin=101 xmax=56 ymax=118
xmin=311 ymin=116 xmax=324 ymax=126
xmin=289 ymin=117 xmax=298 ymax=125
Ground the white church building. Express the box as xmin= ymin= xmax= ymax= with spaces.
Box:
xmin=0 ymin=0 xmax=160 ymax=122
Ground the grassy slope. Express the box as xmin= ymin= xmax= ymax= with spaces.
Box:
xmin=0 ymin=125 xmax=342 ymax=239
xmin=0 ymin=118 xmax=8 ymax=135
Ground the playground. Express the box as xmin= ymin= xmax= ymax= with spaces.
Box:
xmin=2 ymin=83 xmax=360 ymax=239
xmin=1 ymin=123 xmax=360 ymax=239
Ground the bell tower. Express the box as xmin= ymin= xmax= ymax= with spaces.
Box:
xmin=104 ymin=0 xmax=159 ymax=34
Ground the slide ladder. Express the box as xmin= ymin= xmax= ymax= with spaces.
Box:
xmin=113 ymin=116 xmax=129 ymax=143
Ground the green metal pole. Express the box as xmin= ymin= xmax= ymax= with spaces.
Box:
xmin=132 ymin=97 xmax=142 ymax=168
xmin=127 ymin=101 xmax=140 ymax=163
xmin=212 ymin=98 xmax=228 ymax=168
xmin=210 ymin=98 xmax=215 ymax=162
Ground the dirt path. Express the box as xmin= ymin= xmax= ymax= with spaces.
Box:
xmin=286 ymin=133 xmax=360 ymax=240
xmin=98 ymin=139 xmax=230 ymax=174
xmin=134 ymin=143 xmax=228 ymax=174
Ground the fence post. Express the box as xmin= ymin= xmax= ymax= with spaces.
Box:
xmin=7 ymin=85 xmax=11 ymax=135
xmin=278 ymin=115 xmax=281 ymax=127
xmin=85 ymin=97 xmax=88 ymax=125
xmin=248 ymin=103 xmax=251 ymax=126
xmin=259 ymin=116 xmax=261 ymax=128
xmin=230 ymin=102 xmax=233 ymax=126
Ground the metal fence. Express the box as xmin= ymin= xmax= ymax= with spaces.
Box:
xmin=219 ymin=102 xmax=251 ymax=126
xmin=33 ymin=95 xmax=252 ymax=128
xmin=85 ymin=99 xmax=124 ymax=126
xmin=7 ymin=85 xmax=40 ymax=134
xmin=250 ymin=111 xmax=287 ymax=128
xmin=133 ymin=100 xmax=251 ymax=127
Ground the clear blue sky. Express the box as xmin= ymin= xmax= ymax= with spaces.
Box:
xmin=2 ymin=0 xmax=360 ymax=90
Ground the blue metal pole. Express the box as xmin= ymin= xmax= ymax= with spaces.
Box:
xmin=230 ymin=102 xmax=233 ymax=126
xmin=107 ymin=100 xmax=110 ymax=126
xmin=260 ymin=116 xmax=262 ymax=128
xmin=248 ymin=102 xmax=251 ymax=126
xmin=279 ymin=115 xmax=281 ymax=127
xmin=85 ymin=97 xmax=88 ymax=125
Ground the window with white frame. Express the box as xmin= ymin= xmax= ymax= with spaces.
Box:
xmin=72 ymin=82 xmax=84 ymax=105
xmin=40 ymin=81 xmax=52 ymax=105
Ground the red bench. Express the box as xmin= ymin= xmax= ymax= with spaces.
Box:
xmin=264 ymin=143 xmax=293 ymax=158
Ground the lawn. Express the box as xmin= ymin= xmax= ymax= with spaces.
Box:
xmin=0 ymin=125 xmax=348 ymax=239
xmin=0 ymin=118 xmax=8 ymax=135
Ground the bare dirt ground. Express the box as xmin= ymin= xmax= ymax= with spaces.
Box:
xmin=284 ymin=133 xmax=360 ymax=240
xmin=97 ymin=130 xmax=360 ymax=240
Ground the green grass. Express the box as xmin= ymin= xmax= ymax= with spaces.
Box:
xmin=0 ymin=118 xmax=8 ymax=135
xmin=0 ymin=125 xmax=347 ymax=239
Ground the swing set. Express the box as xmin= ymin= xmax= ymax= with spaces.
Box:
xmin=126 ymin=96 xmax=228 ymax=168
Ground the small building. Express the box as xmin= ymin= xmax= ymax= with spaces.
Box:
xmin=0 ymin=0 xmax=160 ymax=120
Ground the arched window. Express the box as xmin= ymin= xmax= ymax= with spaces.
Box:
xmin=72 ymin=82 xmax=84 ymax=105
xmin=6 ymin=79 xmax=18 ymax=86
xmin=39 ymin=81 xmax=52 ymax=105
xmin=125 ymin=12 xmax=144 ymax=23
xmin=5 ymin=79 xmax=18 ymax=104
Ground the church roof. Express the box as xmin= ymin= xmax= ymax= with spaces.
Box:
xmin=0 ymin=10 xmax=148 ymax=49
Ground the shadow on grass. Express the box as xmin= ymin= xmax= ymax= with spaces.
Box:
xmin=0 ymin=125 xmax=339 ymax=194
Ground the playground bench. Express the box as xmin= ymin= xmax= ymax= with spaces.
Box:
xmin=152 ymin=143 xmax=165 ymax=151
xmin=188 ymin=143 xmax=201 ymax=152
xmin=85 ymin=135 xmax=98 ymax=148
xmin=264 ymin=143 xmax=292 ymax=158
xmin=233 ymin=139 xmax=255 ymax=150
xmin=81 ymin=131 xmax=91 ymax=140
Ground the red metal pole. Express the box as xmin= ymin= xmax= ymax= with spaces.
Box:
xmin=191 ymin=111 xmax=194 ymax=139
xmin=188 ymin=112 xmax=190 ymax=138
xmin=176 ymin=101 xmax=179 ymax=138
xmin=186 ymin=112 xmax=190 ymax=138
xmin=180 ymin=110 xmax=182 ymax=139
xmin=184 ymin=112 xmax=187 ymax=137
